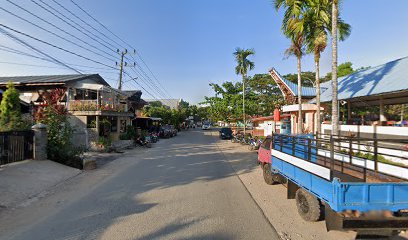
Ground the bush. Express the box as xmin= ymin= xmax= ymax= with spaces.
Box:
xmin=0 ymin=82 xmax=31 ymax=131
xmin=97 ymin=136 xmax=112 ymax=147
xmin=38 ymin=89 xmax=84 ymax=169
xmin=119 ymin=125 xmax=136 ymax=140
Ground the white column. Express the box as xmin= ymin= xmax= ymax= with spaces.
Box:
xmin=380 ymin=98 xmax=386 ymax=122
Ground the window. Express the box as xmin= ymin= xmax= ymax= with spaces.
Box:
xmin=262 ymin=138 xmax=272 ymax=150
xmin=120 ymin=120 xmax=127 ymax=133
xmin=87 ymin=116 xmax=96 ymax=128
xmin=110 ymin=117 xmax=118 ymax=132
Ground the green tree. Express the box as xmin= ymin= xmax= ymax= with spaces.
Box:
xmin=233 ymin=47 xmax=255 ymax=135
xmin=274 ymin=0 xmax=306 ymax=133
xmin=0 ymin=82 xmax=26 ymax=131
xmin=303 ymin=0 xmax=351 ymax=133
xmin=323 ymin=62 xmax=354 ymax=80
xmin=248 ymin=74 xmax=286 ymax=116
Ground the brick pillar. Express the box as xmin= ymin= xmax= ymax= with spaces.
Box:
xmin=31 ymin=123 xmax=48 ymax=160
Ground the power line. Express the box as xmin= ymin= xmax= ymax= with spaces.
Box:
xmin=4 ymin=0 xmax=116 ymax=61
xmin=0 ymin=6 xmax=116 ymax=63
xmin=0 ymin=23 xmax=117 ymax=70
xmin=0 ymin=61 xmax=118 ymax=75
xmin=36 ymin=0 xmax=117 ymax=51
xmin=69 ymin=0 xmax=173 ymax=99
xmin=122 ymin=71 xmax=159 ymax=100
xmin=49 ymin=0 xmax=125 ymax=51
xmin=127 ymin=57 xmax=172 ymax=99
xmin=29 ymin=0 xmax=116 ymax=55
xmin=0 ymin=27 xmax=82 ymax=74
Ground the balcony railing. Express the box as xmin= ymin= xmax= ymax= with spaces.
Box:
xmin=68 ymin=100 xmax=126 ymax=112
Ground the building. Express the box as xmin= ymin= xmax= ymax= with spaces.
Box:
xmin=0 ymin=74 xmax=145 ymax=148
xmin=270 ymin=56 xmax=408 ymax=136
xmin=145 ymin=98 xmax=182 ymax=110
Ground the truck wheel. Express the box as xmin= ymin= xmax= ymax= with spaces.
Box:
xmin=263 ymin=164 xmax=275 ymax=185
xmin=296 ymin=188 xmax=321 ymax=222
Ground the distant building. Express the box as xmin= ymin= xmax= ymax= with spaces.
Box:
xmin=145 ymin=98 xmax=183 ymax=110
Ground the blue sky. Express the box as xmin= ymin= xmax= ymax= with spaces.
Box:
xmin=1 ymin=0 xmax=408 ymax=104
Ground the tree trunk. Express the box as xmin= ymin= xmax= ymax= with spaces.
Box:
xmin=243 ymin=75 xmax=246 ymax=136
xmin=331 ymin=1 xmax=339 ymax=136
xmin=315 ymin=58 xmax=321 ymax=134
xmin=297 ymin=56 xmax=302 ymax=134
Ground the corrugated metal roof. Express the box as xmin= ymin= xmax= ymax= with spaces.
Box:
xmin=0 ymin=74 xmax=107 ymax=85
xmin=273 ymin=69 xmax=318 ymax=97
xmin=318 ymin=57 xmax=408 ymax=102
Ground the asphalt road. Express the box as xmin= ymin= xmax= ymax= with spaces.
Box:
xmin=0 ymin=129 xmax=280 ymax=240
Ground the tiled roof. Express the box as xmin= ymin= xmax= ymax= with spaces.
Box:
xmin=272 ymin=69 xmax=320 ymax=97
xmin=318 ymin=56 xmax=408 ymax=102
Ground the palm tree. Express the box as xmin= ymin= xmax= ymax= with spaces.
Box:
xmin=233 ymin=47 xmax=255 ymax=136
xmin=274 ymin=0 xmax=305 ymax=134
xmin=304 ymin=0 xmax=350 ymax=134
xmin=330 ymin=0 xmax=350 ymax=135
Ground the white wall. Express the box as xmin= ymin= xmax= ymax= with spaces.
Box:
xmin=321 ymin=124 xmax=408 ymax=137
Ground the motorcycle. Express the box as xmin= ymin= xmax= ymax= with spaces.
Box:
xmin=248 ymin=137 xmax=257 ymax=151
xmin=135 ymin=136 xmax=152 ymax=148
xmin=150 ymin=132 xmax=158 ymax=143
xmin=231 ymin=134 xmax=241 ymax=143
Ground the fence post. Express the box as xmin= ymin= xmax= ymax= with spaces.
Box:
xmin=330 ymin=135 xmax=334 ymax=180
xmin=292 ymin=136 xmax=296 ymax=156
xmin=307 ymin=138 xmax=311 ymax=161
xmin=373 ymin=127 xmax=378 ymax=172
xmin=32 ymin=123 xmax=47 ymax=160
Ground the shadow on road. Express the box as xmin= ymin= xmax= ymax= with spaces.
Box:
xmin=11 ymin=129 xmax=261 ymax=240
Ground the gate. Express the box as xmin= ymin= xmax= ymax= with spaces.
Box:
xmin=0 ymin=131 xmax=34 ymax=165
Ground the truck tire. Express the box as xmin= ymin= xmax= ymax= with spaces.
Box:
xmin=295 ymin=188 xmax=321 ymax=222
xmin=263 ymin=164 xmax=275 ymax=185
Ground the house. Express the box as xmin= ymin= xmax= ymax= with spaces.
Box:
xmin=145 ymin=98 xmax=183 ymax=110
xmin=0 ymin=74 xmax=145 ymax=148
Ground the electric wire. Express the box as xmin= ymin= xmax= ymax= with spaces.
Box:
xmin=30 ymin=0 xmax=117 ymax=56
xmin=0 ymin=6 xmax=116 ymax=63
xmin=69 ymin=0 xmax=173 ymax=99
xmin=4 ymin=0 xmax=117 ymax=61
xmin=0 ymin=27 xmax=82 ymax=74
xmin=0 ymin=23 xmax=117 ymax=70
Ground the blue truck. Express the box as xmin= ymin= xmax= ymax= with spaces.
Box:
xmin=257 ymin=133 xmax=408 ymax=236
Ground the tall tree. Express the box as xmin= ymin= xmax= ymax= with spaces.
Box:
xmin=0 ymin=82 xmax=23 ymax=131
xmin=274 ymin=0 xmax=305 ymax=134
xmin=233 ymin=47 xmax=255 ymax=135
xmin=331 ymin=0 xmax=339 ymax=135
xmin=304 ymin=0 xmax=350 ymax=134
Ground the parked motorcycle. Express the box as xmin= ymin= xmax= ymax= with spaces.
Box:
xmin=231 ymin=134 xmax=241 ymax=143
xmin=150 ymin=132 xmax=158 ymax=143
xmin=248 ymin=137 xmax=257 ymax=151
xmin=135 ymin=136 xmax=152 ymax=148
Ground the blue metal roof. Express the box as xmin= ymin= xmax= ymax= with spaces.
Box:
xmin=318 ymin=57 xmax=408 ymax=102
xmin=274 ymin=70 xmax=318 ymax=97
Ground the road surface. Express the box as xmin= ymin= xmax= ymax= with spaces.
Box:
xmin=0 ymin=129 xmax=280 ymax=240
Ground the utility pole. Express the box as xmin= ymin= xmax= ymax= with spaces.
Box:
xmin=116 ymin=49 xmax=136 ymax=90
